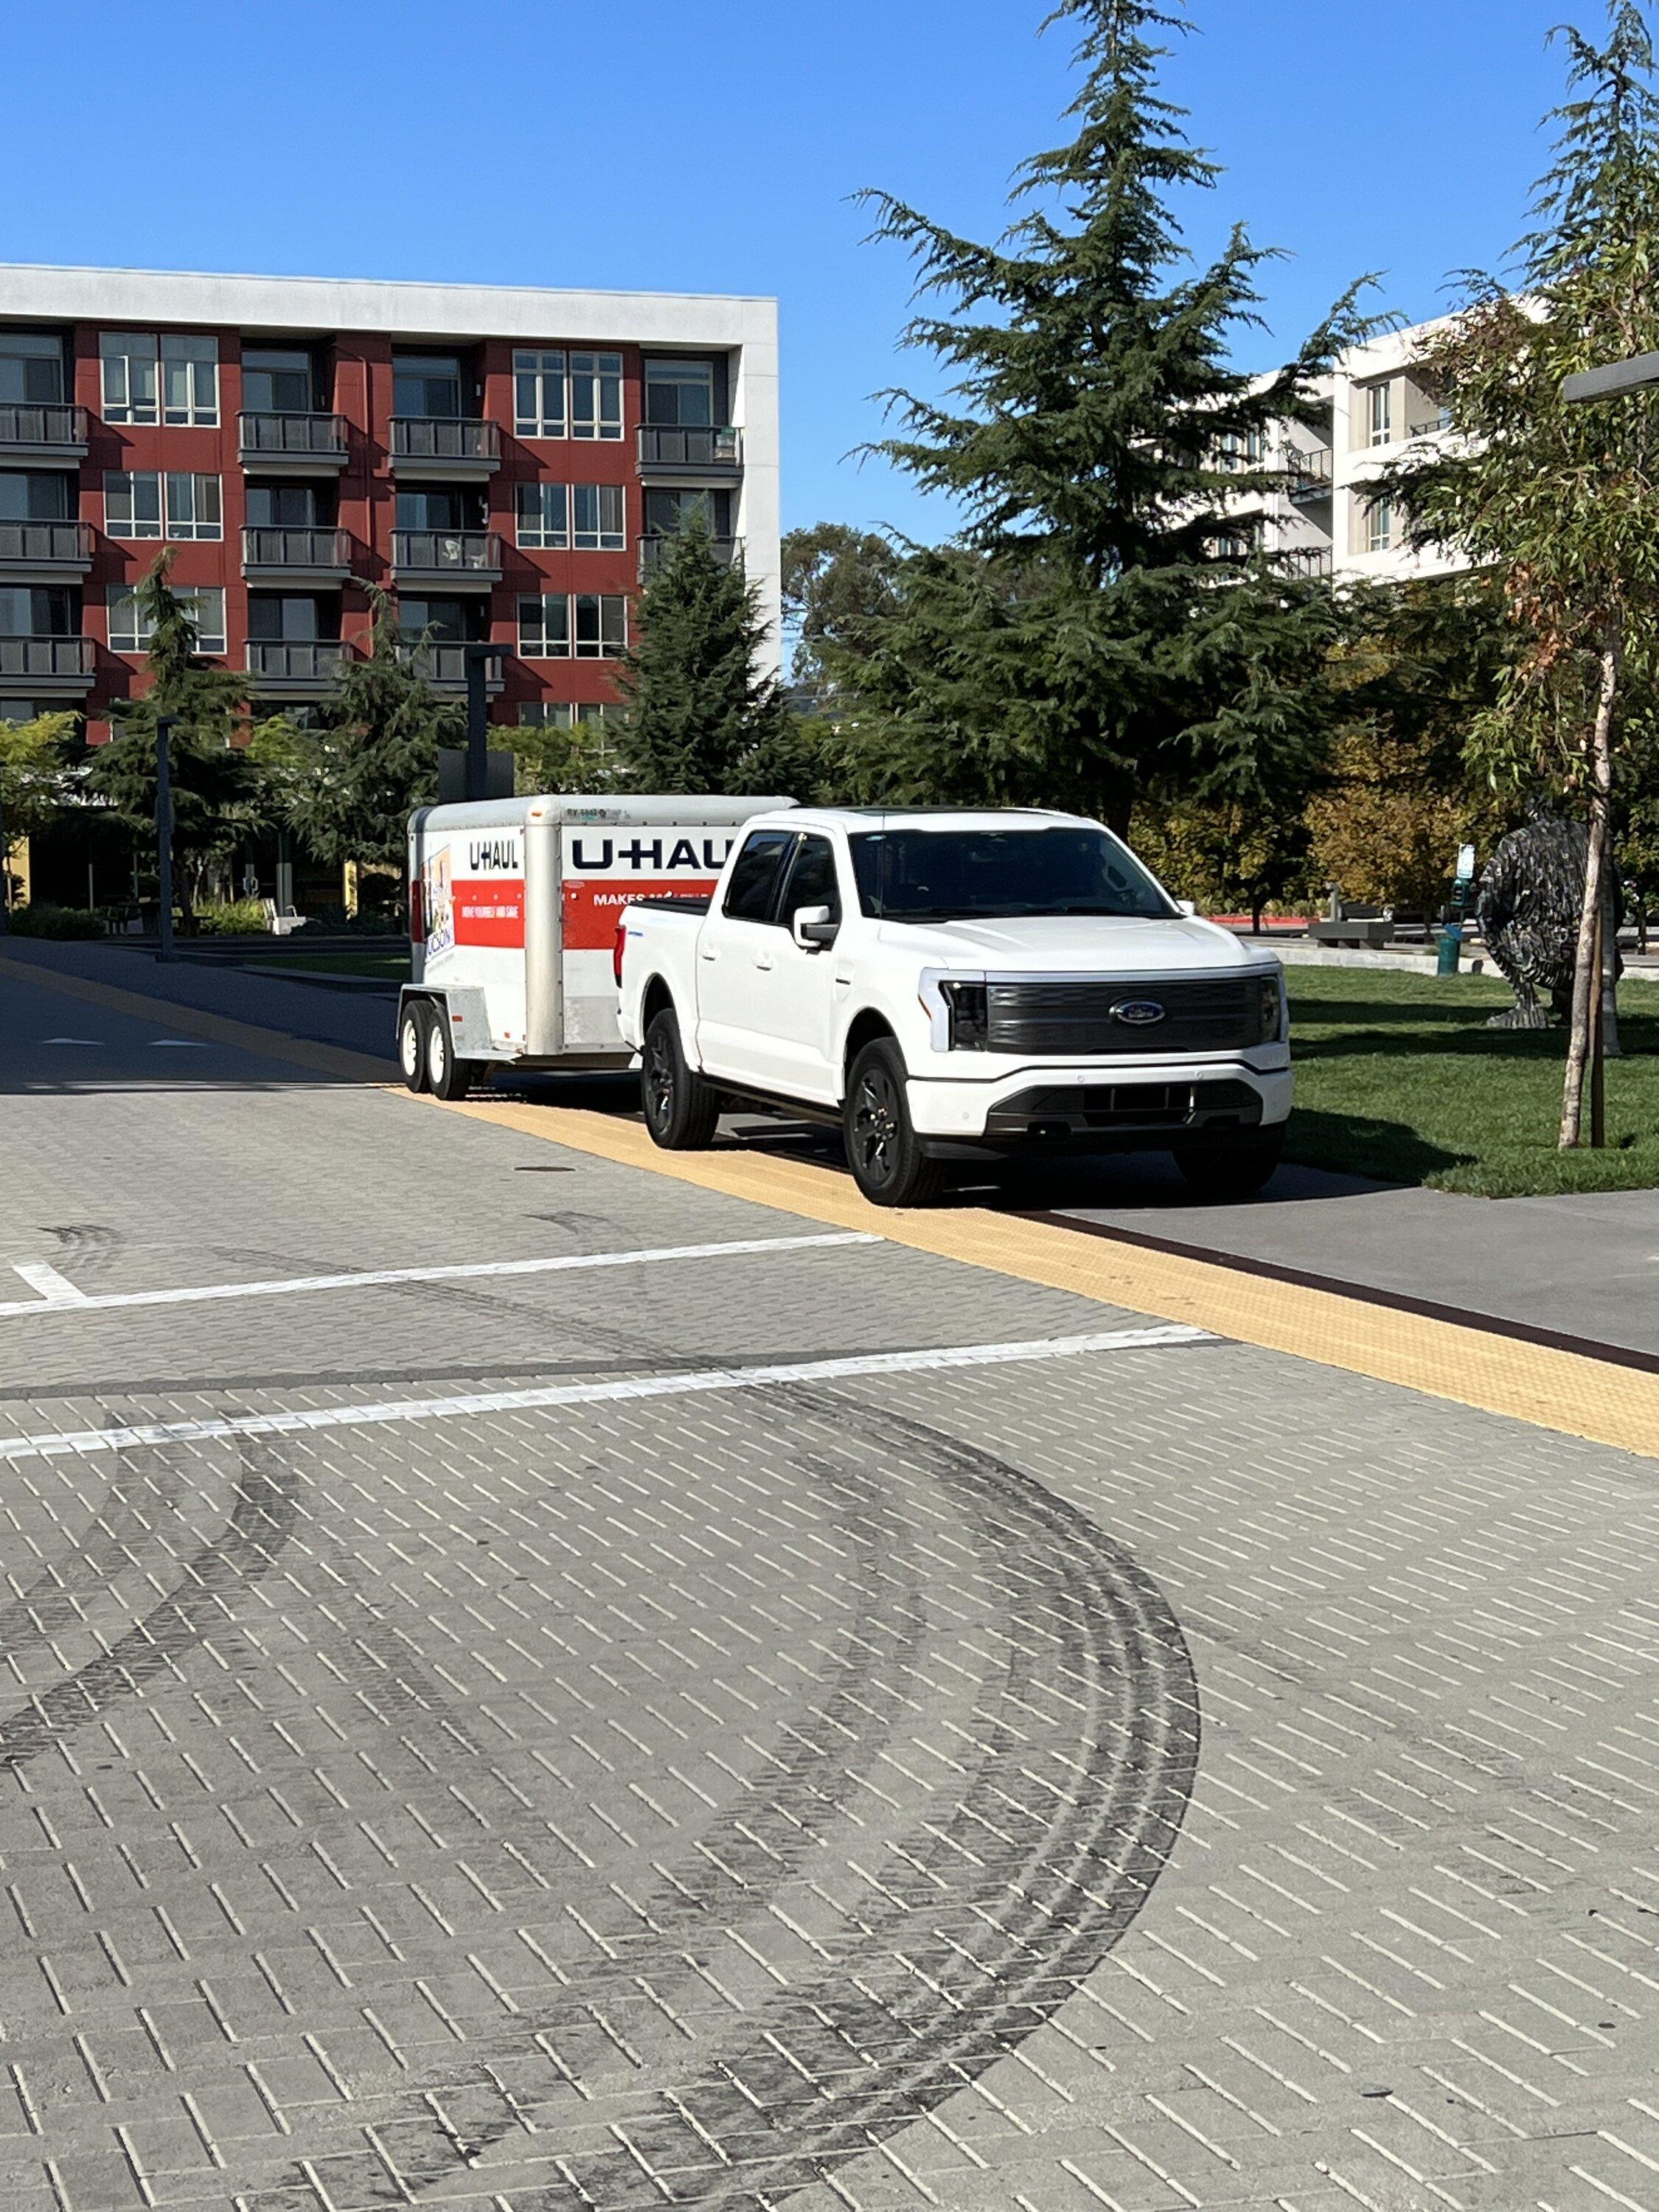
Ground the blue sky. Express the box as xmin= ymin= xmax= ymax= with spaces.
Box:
xmin=4 ymin=0 xmax=1585 ymax=540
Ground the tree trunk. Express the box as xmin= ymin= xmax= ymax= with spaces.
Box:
xmin=1559 ymin=634 xmax=1620 ymax=1150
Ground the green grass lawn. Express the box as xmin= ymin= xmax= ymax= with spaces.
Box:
xmin=1286 ymin=964 xmax=1659 ymax=1197
xmin=252 ymin=948 xmax=411 ymax=981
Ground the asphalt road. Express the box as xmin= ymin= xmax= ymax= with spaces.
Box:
xmin=4 ymin=957 xmax=1659 ymax=2212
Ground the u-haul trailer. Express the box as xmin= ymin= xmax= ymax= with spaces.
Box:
xmin=400 ymin=792 xmax=791 ymax=1098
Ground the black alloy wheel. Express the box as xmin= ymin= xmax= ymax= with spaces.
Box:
xmin=844 ymin=1039 xmax=942 ymax=1208
xmin=641 ymin=1007 xmax=722 ymax=1150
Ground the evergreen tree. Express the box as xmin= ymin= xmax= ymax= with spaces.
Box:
xmin=780 ymin=523 xmax=904 ymax=711
xmin=254 ymin=587 xmax=462 ymax=874
xmin=0 ymin=711 xmax=79 ymax=920
xmin=844 ymin=0 xmax=1374 ymax=832
xmin=84 ymin=554 xmax=254 ymax=924
xmin=1389 ymin=1 xmax=1659 ymax=1147
xmin=616 ymin=515 xmax=801 ymax=793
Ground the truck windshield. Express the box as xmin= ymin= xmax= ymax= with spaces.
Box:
xmin=848 ymin=827 xmax=1175 ymax=922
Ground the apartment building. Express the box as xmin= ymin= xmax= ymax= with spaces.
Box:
xmin=0 ymin=264 xmax=780 ymax=748
xmin=1228 ymin=316 xmax=1467 ymax=585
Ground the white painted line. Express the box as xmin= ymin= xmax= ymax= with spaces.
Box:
xmin=150 ymin=1039 xmax=210 ymax=1048
xmin=41 ymin=1036 xmax=102 ymax=1046
xmin=0 ymin=1231 xmax=879 ymax=1322
xmin=10 ymin=1262 xmax=89 ymax=1308
xmin=0 ymin=1324 xmax=1211 ymax=1464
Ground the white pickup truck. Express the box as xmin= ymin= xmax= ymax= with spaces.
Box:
xmin=616 ymin=807 xmax=1291 ymax=1206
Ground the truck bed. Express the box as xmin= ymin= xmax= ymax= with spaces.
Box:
xmin=627 ymin=895 xmax=716 ymax=915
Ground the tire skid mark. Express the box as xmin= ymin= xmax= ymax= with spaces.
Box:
xmin=0 ymin=1440 xmax=185 ymax=1672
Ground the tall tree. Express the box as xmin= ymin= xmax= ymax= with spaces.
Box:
xmin=780 ymin=523 xmax=904 ymax=710
xmin=1391 ymin=2 xmax=1659 ymax=1147
xmin=0 ymin=711 xmax=80 ymax=919
xmin=846 ymin=0 xmax=1373 ymax=832
xmin=84 ymin=554 xmax=254 ymax=925
xmin=252 ymin=587 xmax=462 ymax=874
xmin=616 ymin=515 xmax=803 ymax=793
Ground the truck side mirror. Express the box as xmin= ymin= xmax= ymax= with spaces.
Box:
xmin=1175 ymin=899 xmax=1198 ymax=918
xmin=792 ymin=904 xmax=838 ymax=950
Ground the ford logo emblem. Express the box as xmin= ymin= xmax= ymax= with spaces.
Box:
xmin=1111 ymin=998 xmax=1166 ymax=1026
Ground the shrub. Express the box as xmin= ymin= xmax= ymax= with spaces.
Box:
xmin=195 ymin=897 xmax=270 ymax=936
xmin=7 ymin=903 xmax=105 ymax=939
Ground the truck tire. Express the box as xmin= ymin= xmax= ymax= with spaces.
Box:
xmin=641 ymin=1007 xmax=722 ymax=1150
xmin=844 ymin=1038 xmax=943 ymax=1208
xmin=425 ymin=1008 xmax=476 ymax=1102
xmin=398 ymin=1000 xmax=430 ymax=1093
xmin=1173 ymin=1126 xmax=1284 ymax=1201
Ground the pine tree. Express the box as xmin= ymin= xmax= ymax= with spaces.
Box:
xmin=1390 ymin=1 xmax=1659 ymax=1147
xmin=616 ymin=515 xmax=802 ymax=794
xmin=257 ymin=587 xmax=462 ymax=874
xmin=84 ymin=554 xmax=254 ymax=924
xmin=844 ymin=0 xmax=1373 ymax=832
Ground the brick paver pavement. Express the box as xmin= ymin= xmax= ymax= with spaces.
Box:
xmin=4 ymin=970 xmax=1659 ymax=2212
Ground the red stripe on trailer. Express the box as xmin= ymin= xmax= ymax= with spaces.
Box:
xmin=563 ymin=876 xmax=719 ymax=950
xmin=453 ymin=877 xmax=526 ymax=947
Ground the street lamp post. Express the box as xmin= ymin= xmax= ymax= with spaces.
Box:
xmin=462 ymin=643 xmax=503 ymax=803
xmin=155 ymin=713 xmax=178 ymax=964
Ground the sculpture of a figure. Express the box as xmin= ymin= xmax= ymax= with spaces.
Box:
xmin=1476 ymin=802 xmax=1619 ymax=1031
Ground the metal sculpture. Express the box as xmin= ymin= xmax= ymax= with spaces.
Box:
xmin=1476 ymin=802 xmax=1618 ymax=1029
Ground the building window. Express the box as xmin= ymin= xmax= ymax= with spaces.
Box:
xmin=574 ymin=593 xmax=626 ymax=657
xmin=1366 ymin=498 xmax=1394 ymax=553
xmin=164 ymin=473 xmax=223 ymax=540
xmin=516 ymin=482 xmax=569 ymax=549
xmin=1366 ymin=381 xmax=1393 ymax=448
xmin=394 ymin=352 xmax=466 ymax=420
xmin=644 ymin=358 xmax=714 ymax=428
xmin=242 ymin=345 xmax=318 ymax=414
xmin=0 ymin=330 xmax=66 ymax=406
xmin=0 ymin=472 xmax=69 ymax=522
xmin=109 ymin=582 xmax=225 ymax=655
xmin=104 ymin=471 xmax=164 ymax=540
xmin=0 ymin=585 xmax=75 ymax=636
xmin=571 ymin=352 xmax=622 ymax=441
xmin=162 ymin=334 xmax=219 ymax=425
xmin=100 ymin=332 xmax=159 ymax=424
xmin=571 ymin=484 xmax=625 ymax=551
xmin=518 ymin=700 xmax=613 ymax=729
xmin=518 ymin=595 xmax=570 ymax=658
xmin=514 ymin=349 xmax=567 ymax=439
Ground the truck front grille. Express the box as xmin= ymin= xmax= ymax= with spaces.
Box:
xmin=984 ymin=975 xmax=1275 ymax=1056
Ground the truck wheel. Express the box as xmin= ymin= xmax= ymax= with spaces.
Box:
xmin=641 ymin=1007 xmax=722 ymax=1149
xmin=844 ymin=1039 xmax=943 ymax=1208
xmin=425 ymin=1009 xmax=476 ymax=1102
xmin=397 ymin=1001 xmax=430 ymax=1093
xmin=1174 ymin=1127 xmax=1284 ymax=1201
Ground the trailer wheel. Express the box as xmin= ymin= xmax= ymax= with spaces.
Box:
xmin=641 ymin=1007 xmax=721 ymax=1150
xmin=398 ymin=1001 xmax=430 ymax=1093
xmin=425 ymin=1009 xmax=476 ymax=1102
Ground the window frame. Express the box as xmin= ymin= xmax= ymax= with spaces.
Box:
xmin=104 ymin=470 xmax=164 ymax=540
xmin=572 ymin=592 xmax=626 ymax=658
xmin=108 ymin=582 xmax=226 ymax=655
xmin=776 ymin=832 xmax=842 ymax=928
xmin=1366 ymin=380 xmax=1393 ymax=448
xmin=721 ymin=829 xmax=799 ymax=925
xmin=161 ymin=333 xmax=219 ymax=427
xmin=571 ymin=483 xmax=625 ymax=552
xmin=517 ymin=594 xmax=571 ymax=659
xmin=1365 ymin=497 xmax=1395 ymax=554
xmin=570 ymin=352 xmax=623 ymax=442
xmin=513 ymin=349 xmax=568 ymax=439
xmin=100 ymin=331 xmax=159 ymax=425
xmin=515 ymin=481 xmax=570 ymax=551
xmin=163 ymin=471 xmax=223 ymax=541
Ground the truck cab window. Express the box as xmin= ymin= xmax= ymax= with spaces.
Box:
xmin=723 ymin=830 xmax=796 ymax=923
xmin=778 ymin=835 xmax=840 ymax=925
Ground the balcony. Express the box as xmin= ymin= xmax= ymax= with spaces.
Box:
xmin=246 ymin=639 xmax=356 ymax=693
xmin=0 ymin=636 xmax=95 ymax=694
xmin=397 ymin=641 xmax=505 ymax=692
xmin=242 ymin=526 xmax=353 ymax=585
xmin=0 ymin=522 xmax=94 ymax=581
xmin=639 ymin=533 xmax=740 ymax=580
xmin=1285 ymin=447 xmax=1333 ymax=502
xmin=392 ymin=529 xmax=502 ymax=589
xmin=637 ymin=425 xmax=742 ymax=480
xmin=239 ymin=412 xmax=350 ymax=473
xmin=0 ymin=404 xmax=88 ymax=465
xmin=1282 ymin=545 xmax=1335 ymax=580
xmin=389 ymin=419 xmax=500 ymax=479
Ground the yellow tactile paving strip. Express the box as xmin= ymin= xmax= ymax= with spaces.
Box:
xmin=420 ymin=1091 xmax=1659 ymax=1464
xmin=6 ymin=950 xmax=1654 ymax=1461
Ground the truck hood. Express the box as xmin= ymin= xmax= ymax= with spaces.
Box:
xmin=876 ymin=913 xmax=1276 ymax=975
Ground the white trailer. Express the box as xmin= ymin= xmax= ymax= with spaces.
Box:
xmin=400 ymin=793 xmax=791 ymax=1097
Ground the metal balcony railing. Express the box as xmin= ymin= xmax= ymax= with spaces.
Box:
xmin=0 ymin=403 xmax=88 ymax=451
xmin=246 ymin=640 xmax=353 ymax=682
xmin=1282 ymin=546 xmax=1335 ymax=579
xmin=637 ymin=425 xmax=742 ymax=470
xmin=0 ymin=521 xmax=94 ymax=565
xmin=392 ymin=529 xmax=502 ymax=575
xmin=1285 ymin=446 xmax=1333 ymax=498
xmin=639 ymin=533 xmax=740 ymax=579
xmin=238 ymin=411 xmax=350 ymax=460
xmin=0 ymin=636 xmax=94 ymax=678
xmin=242 ymin=526 xmax=352 ymax=570
xmin=389 ymin=418 xmax=500 ymax=463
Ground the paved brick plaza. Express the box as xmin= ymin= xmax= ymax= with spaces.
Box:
xmin=4 ymin=962 xmax=1659 ymax=2212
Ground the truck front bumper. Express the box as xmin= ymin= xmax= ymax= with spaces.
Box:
xmin=905 ymin=1060 xmax=1293 ymax=1154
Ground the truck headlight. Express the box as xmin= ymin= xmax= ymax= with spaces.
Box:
xmin=939 ymin=980 xmax=989 ymax=1051
xmin=1257 ymin=974 xmax=1285 ymax=1043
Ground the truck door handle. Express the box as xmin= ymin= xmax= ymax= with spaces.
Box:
xmin=699 ymin=948 xmax=718 ymax=962
xmin=754 ymin=952 xmax=774 ymax=971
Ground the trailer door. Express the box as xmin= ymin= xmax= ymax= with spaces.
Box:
xmin=558 ymin=821 xmax=744 ymax=1048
